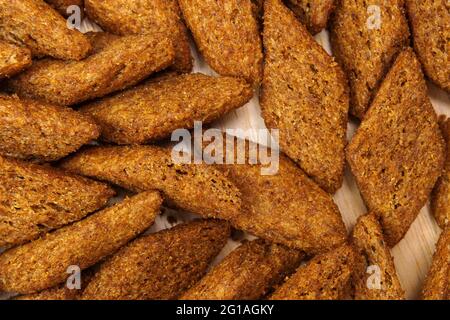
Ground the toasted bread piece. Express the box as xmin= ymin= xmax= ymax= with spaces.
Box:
xmin=79 ymin=73 xmax=253 ymax=144
xmin=431 ymin=116 xmax=450 ymax=229
xmin=45 ymin=0 xmax=83 ymax=17
xmin=261 ymin=0 xmax=349 ymax=193
xmin=352 ymin=213 xmax=405 ymax=300
xmin=330 ymin=0 xmax=410 ymax=118
xmin=181 ymin=239 xmax=304 ymax=300
xmin=285 ymin=0 xmax=335 ymax=34
xmin=60 ymin=145 xmax=242 ymax=221
xmin=0 ymin=41 xmax=31 ymax=79
xmin=421 ymin=228 xmax=449 ymax=300
xmin=0 ymin=95 xmax=99 ymax=161
xmin=406 ymin=0 xmax=449 ymax=92
xmin=0 ymin=191 xmax=162 ymax=294
xmin=0 ymin=156 xmax=115 ymax=248
xmin=0 ymin=0 xmax=90 ymax=60
xmin=200 ymin=133 xmax=347 ymax=253
xmin=347 ymin=49 xmax=445 ymax=246
xmin=82 ymin=219 xmax=230 ymax=300
xmin=7 ymin=32 xmax=175 ymax=106
xmin=85 ymin=0 xmax=192 ymax=72
xmin=178 ymin=0 xmax=262 ymax=85
xmin=15 ymin=268 xmax=95 ymax=300
xmin=270 ymin=245 xmax=356 ymax=300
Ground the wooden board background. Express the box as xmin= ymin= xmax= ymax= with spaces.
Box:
xmin=1 ymin=22 xmax=448 ymax=300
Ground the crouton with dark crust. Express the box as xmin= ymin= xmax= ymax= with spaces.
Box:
xmin=82 ymin=219 xmax=230 ymax=300
xmin=0 ymin=191 xmax=162 ymax=294
xmin=406 ymin=0 xmax=450 ymax=92
xmin=80 ymin=73 xmax=253 ymax=144
xmin=85 ymin=0 xmax=192 ymax=72
xmin=347 ymin=49 xmax=445 ymax=246
xmin=0 ymin=95 xmax=99 ymax=162
xmin=330 ymin=0 xmax=410 ymax=118
xmin=7 ymin=33 xmax=175 ymax=106
xmin=270 ymin=245 xmax=356 ymax=300
xmin=0 ymin=0 xmax=91 ymax=60
xmin=60 ymin=145 xmax=242 ymax=221
xmin=352 ymin=213 xmax=405 ymax=300
xmin=262 ymin=0 xmax=349 ymax=193
xmin=178 ymin=0 xmax=263 ymax=85
xmin=181 ymin=239 xmax=304 ymax=300
xmin=0 ymin=156 xmax=115 ymax=248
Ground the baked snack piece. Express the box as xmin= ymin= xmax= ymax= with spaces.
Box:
xmin=200 ymin=133 xmax=347 ymax=253
xmin=347 ymin=49 xmax=446 ymax=246
xmin=85 ymin=0 xmax=192 ymax=73
xmin=45 ymin=0 xmax=83 ymax=17
xmin=0 ymin=191 xmax=162 ymax=294
xmin=181 ymin=239 xmax=304 ymax=300
xmin=421 ymin=228 xmax=449 ymax=300
xmin=330 ymin=0 xmax=410 ymax=118
xmin=0 ymin=95 xmax=99 ymax=161
xmin=7 ymin=32 xmax=175 ymax=106
xmin=261 ymin=0 xmax=349 ymax=193
xmin=431 ymin=116 xmax=450 ymax=229
xmin=285 ymin=0 xmax=335 ymax=34
xmin=270 ymin=245 xmax=356 ymax=300
xmin=82 ymin=219 xmax=230 ymax=300
xmin=60 ymin=145 xmax=242 ymax=221
xmin=0 ymin=156 xmax=115 ymax=248
xmin=0 ymin=0 xmax=91 ymax=60
xmin=79 ymin=73 xmax=253 ymax=144
xmin=352 ymin=213 xmax=405 ymax=300
xmin=178 ymin=0 xmax=263 ymax=85
xmin=0 ymin=41 xmax=31 ymax=79
xmin=406 ymin=0 xmax=450 ymax=92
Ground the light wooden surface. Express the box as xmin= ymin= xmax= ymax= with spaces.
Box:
xmin=1 ymin=22 xmax=448 ymax=300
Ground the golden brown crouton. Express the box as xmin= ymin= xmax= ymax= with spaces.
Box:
xmin=0 ymin=0 xmax=91 ymax=60
xmin=330 ymin=0 xmax=410 ymax=118
xmin=45 ymin=0 xmax=83 ymax=17
xmin=60 ymin=145 xmax=242 ymax=221
xmin=82 ymin=219 xmax=230 ymax=300
xmin=347 ymin=49 xmax=445 ymax=246
xmin=85 ymin=0 xmax=192 ymax=72
xmin=200 ymin=133 xmax=347 ymax=253
xmin=0 ymin=95 xmax=99 ymax=161
xmin=406 ymin=0 xmax=450 ymax=92
xmin=431 ymin=116 xmax=450 ymax=229
xmin=285 ymin=0 xmax=335 ymax=34
xmin=0 ymin=155 xmax=115 ymax=247
xmin=0 ymin=191 xmax=162 ymax=294
xmin=352 ymin=213 xmax=405 ymax=300
xmin=7 ymin=32 xmax=175 ymax=106
xmin=421 ymin=228 xmax=449 ymax=300
xmin=79 ymin=73 xmax=253 ymax=144
xmin=181 ymin=239 xmax=304 ymax=300
xmin=178 ymin=0 xmax=262 ymax=85
xmin=261 ymin=0 xmax=349 ymax=193
xmin=0 ymin=41 xmax=31 ymax=79
xmin=270 ymin=245 xmax=356 ymax=300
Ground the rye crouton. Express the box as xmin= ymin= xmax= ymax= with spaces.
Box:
xmin=0 ymin=191 xmax=162 ymax=294
xmin=85 ymin=0 xmax=192 ymax=72
xmin=0 ymin=156 xmax=115 ymax=248
xmin=352 ymin=213 xmax=405 ymax=300
xmin=261 ymin=0 xmax=349 ymax=193
xmin=178 ymin=0 xmax=263 ymax=85
xmin=347 ymin=49 xmax=445 ymax=246
xmin=330 ymin=0 xmax=410 ymax=118
xmin=82 ymin=220 xmax=230 ymax=300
